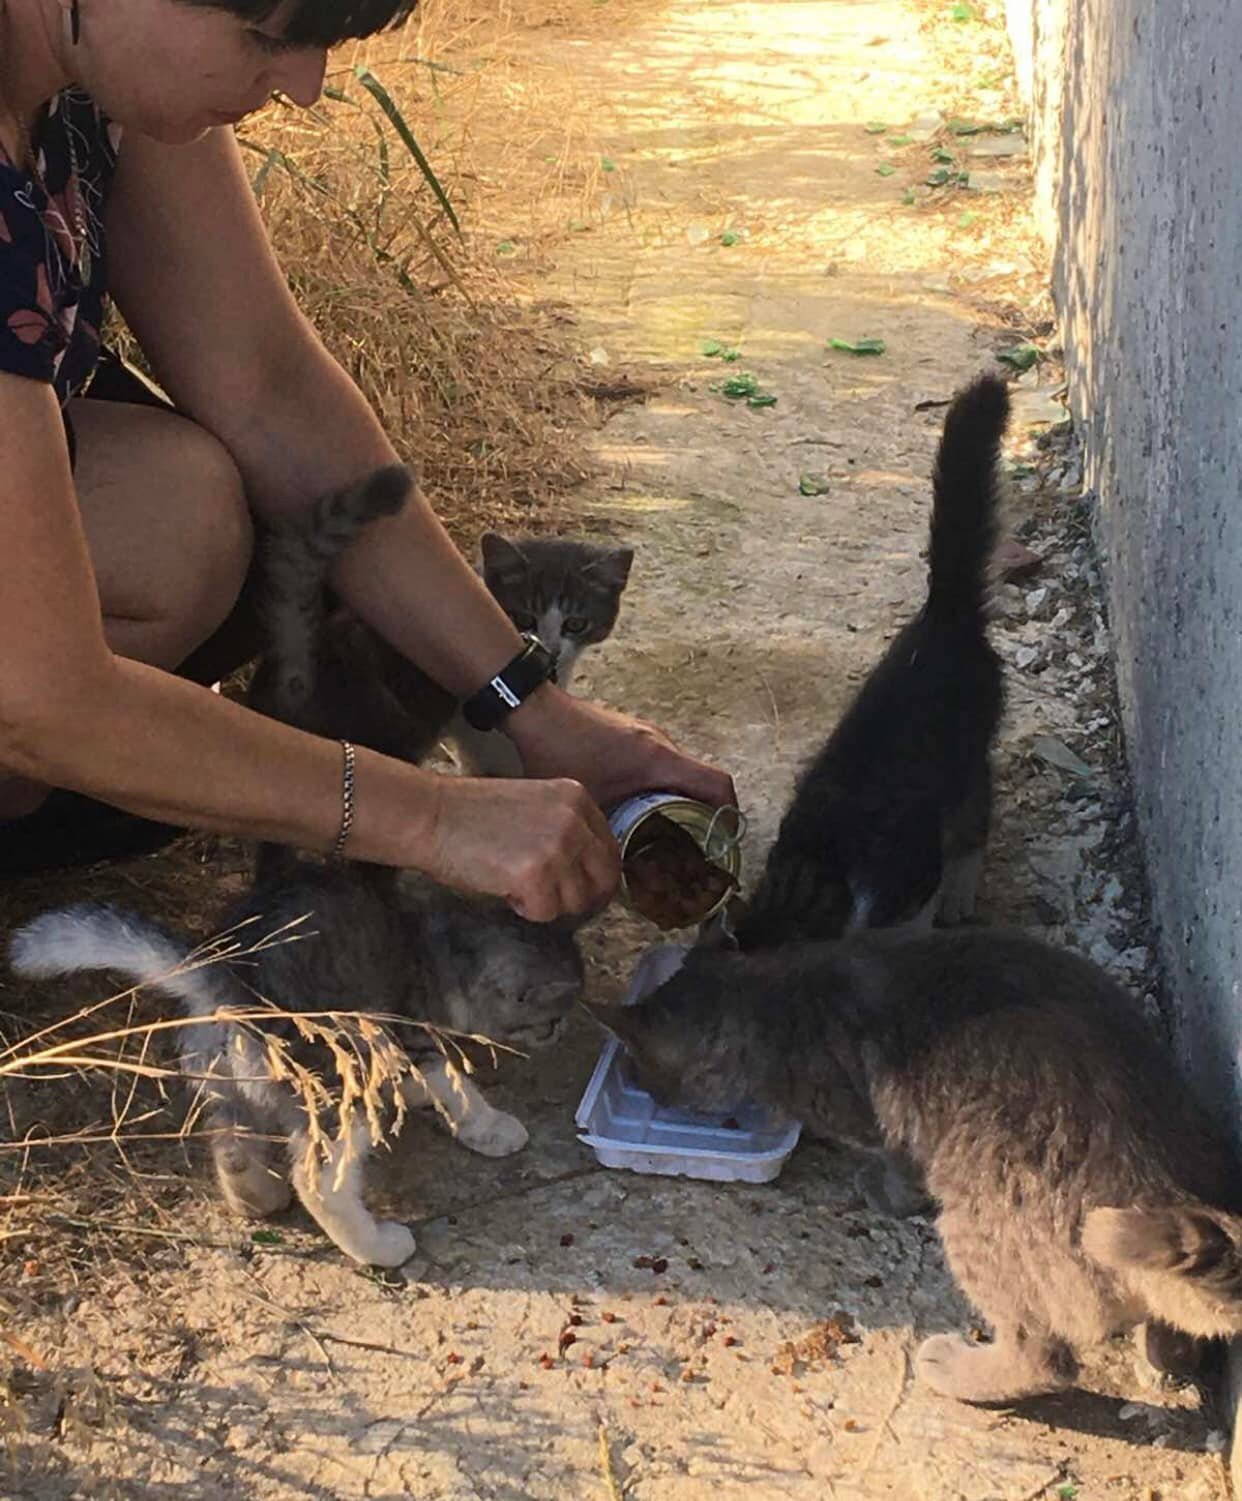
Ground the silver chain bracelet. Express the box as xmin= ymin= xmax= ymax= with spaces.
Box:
xmin=332 ymin=740 xmax=356 ymax=858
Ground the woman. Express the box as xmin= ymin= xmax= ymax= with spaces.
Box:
xmin=0 ymin=0 xmax=733 ymax=921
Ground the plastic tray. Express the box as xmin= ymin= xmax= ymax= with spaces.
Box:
xmin=575 ymin=945 xmax=802 ymax=1183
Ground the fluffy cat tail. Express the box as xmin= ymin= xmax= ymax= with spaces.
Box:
xmin=925 ymin=373 xmax=1009 ymax=627
xmin=261 ymin=464 xmax=414 ymax=715
xmin=1083 ymin=1204 xmax=1242 ymax=1337
xmin=9 ymin=904 xmax=240 ymax=1022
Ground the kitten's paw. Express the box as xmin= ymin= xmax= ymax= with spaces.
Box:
xmin=916 ymin=1335 xmax=997 ymax=1400
xmin=916 ymin=1333 xmax=1072 ymax=1403
xmin=455 ymin=1108 xmax=530 ymax=1158
xmin=363 ymin=1221 xmax=418 ymax=1268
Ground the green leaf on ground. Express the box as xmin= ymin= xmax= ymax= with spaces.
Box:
xmin=901 ymin=188 xmax=916 ymax=205
xmin=799 ymin=472 xmax=831 ymax=495
xmin=997 ymin=342 xmax=1040 ymax=372
xmin=1056 ymin=1486 xmax=1079 ymax=1501
xmin=927 ymin=166 xmax=953 ymax=186
xmin=701 ymin=339 xmax=724 ymax=356
xmin=886 ymin=133 xmax=913 ymax=146
xmin=931 ymin=146 xmax=955 ymax=163
xmin=948 ymin=118 xmax=985 ymax=135
xmin=601 ymin=156 xmax=617 ymax=172
xmin=829 ymin=337 xmax=886 ymax=356
xmin=251 ymin=1229 xmax=284 ymax=1246
xmin=719 ymin=372 xmax=761 ymax=398
xmin=864 ymin=121 xmax=888 ymax=134
xmin=720 ymin=229 xmax=741 ymax=246
xmin=949 ymin=1 xmax=976 ymax=20
xmin=957 ymin=211 xmax=978 ymax=228
xmin=875 ymin=163 xmax=897 ymax=177
xmin=747 ymin=393 xmax=778 ymax=409
xmin=495 ymin=239 xmax=517 ymax=254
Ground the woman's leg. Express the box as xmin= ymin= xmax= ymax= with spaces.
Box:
xmin=0 ymin=399 xmax=254 ymax=819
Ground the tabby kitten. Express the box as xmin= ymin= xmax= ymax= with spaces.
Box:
xmin=450 ymin=533 xmax=634 ymax=776
xmin=735 ymin=375 xmax=1008 ymax=949
xmin=249 ymin=470 xmax=634 ymax=779
xmin=11 ymin=867 xmax=583 ymax=1267
xmin=585 ymin=929 xmax=1242 ymax=1403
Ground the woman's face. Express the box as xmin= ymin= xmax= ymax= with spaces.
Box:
xmin=77 ymin=0 xmax=327 ymax=143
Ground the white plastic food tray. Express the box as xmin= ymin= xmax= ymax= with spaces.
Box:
xmin=575 ymin=945 xmax=802 ymax=1183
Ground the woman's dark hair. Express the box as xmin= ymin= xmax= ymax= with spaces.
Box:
xmin=182 ymin=0 xmax=417 ymax=49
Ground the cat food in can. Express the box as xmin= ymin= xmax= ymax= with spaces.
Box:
xmin=608 ymin=793 xmax=744 ymax=930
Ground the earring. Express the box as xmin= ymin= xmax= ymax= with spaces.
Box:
xmin=70 ymin=0 xmax=80 ymax=44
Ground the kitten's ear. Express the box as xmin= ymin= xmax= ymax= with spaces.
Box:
xmin=480 ymin=532 xmax=529 ymax=581
xmin=584 ymin=545 xmax=635 ymax=591
xmin=579 ymin=997 xmax=654 ymax=1048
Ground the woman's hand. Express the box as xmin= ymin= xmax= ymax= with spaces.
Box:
xmin=502 ymin=685 xmax=736 ymax=811
xmin=413 ymin=772 xmax=622 ymax=923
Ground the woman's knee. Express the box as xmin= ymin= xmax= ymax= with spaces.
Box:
xmin=177 ymin=429 xmax=254 ymax=638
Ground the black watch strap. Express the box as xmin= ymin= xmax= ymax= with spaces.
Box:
xmin=462 ymin=634 xmax=557 ymax=731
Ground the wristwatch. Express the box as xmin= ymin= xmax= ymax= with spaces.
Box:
xmin=461 ymin=633 xmax=557 ymax=731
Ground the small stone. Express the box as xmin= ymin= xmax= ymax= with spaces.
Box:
xmin=1024 ymin=586 xmax=1049 ymax=617
xmin=1014 ymin=645 xmax=1040 ymax=671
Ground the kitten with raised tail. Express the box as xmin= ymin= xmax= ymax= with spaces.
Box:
xmin=584 ymin=929 xmax=1242 ymax=1403
xmin=250 ymin=473 xmax=634 ymax=778
xmin=735 ymin=375 xmax=1008 ymax=948
xmin=10 ymin=870 xmax=583 ymax=1268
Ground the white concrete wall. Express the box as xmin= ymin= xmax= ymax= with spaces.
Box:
xmin=1008 ymin=0 xmax=1242 ymax=1112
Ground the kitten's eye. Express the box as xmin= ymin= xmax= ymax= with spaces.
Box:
xmin=563 ymin=616 xmax=590 ymax=636
xmin=510 ymin=610 xmax=537 ymax=632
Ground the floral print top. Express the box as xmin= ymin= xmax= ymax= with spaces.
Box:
xmin=0 ymin=88 xmax=121 ymax=405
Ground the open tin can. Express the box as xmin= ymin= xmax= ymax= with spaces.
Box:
xmin=608 ymin=793 xmax=745 ymax=929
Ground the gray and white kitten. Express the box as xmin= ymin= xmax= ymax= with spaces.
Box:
xmin=451 ymin=532 xmax=634 ymax=776
xmin=10 ymin=869 xmax=583 ymax=1267
xmin=586 ymin=929 xmax=1242 ymax=1402
xmin=249 ymin=467 xmax=634 ymax=778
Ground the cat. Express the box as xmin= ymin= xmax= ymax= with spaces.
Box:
xmin=733 ymin=374 xmax=1008 ymax=950
xmin=10 ymin=865 xmax=584 ymax=1267
xmin=249 ymin=468 xmax=634 ymax=780
xmin=450 ymin=532 xmax=634 ymax=776
xmin=583 ymin=927 xmax=1242 ymax=1403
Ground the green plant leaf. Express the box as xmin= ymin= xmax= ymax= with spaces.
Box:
xmin=927 ymin=166 xmax=953 ymax=186
xmin=957 ymin=211 xmax=978 ymax=228
xmin=720 ymin=230 xmax=741 ymax=246
xmin=901 ymin=188 xmax=917 ymax=205
xmin=829 ymin=337 xmax=886 ymax=355
xmin=948 ymin=117 xmax=984 ymax=135
xmin=864 ymin=121 xmax=887 ymax=134
xmin=875 ymin=163 xmax=897 ymax=177
xmin=886 ymin=133 xmax=913 ymax=146
xmin=997 ymin=342 xmax=1039 ymax=372
xmin=747 ymin=392 xmax=778 ymax=408
xmin=495 ymin=239 xmax=517 ymax=254
xmin=949 ymin=1 xmax=976 ymax=19
xmin=799 ymin=472 xmax=831 ymax=495
xmin=353 ymin=64 xmax=461 ymax=236
xmin=721 ymin=348 xmax=741 ymax=362
xmin=601 ymin=156 xmax=617 ymax=172
xmin=720 ymin=372 xmax=761 ymax=398
xmin=251 ymin=1229 xmax=284 ymax=1246
xmin=931 ymin=146 xmax=955 ymax=163
xmin=701 ymin=338 xmax=725 ymax=356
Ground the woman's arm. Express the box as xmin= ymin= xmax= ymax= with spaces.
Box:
xmin=104 ymin=128 xmax=734 ymax=808
xmin=0 ymin=373 xmax=617 ymax=918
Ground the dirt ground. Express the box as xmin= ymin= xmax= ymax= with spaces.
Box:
xmin=1 ymin=0 xmax=1233 ymax=1497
